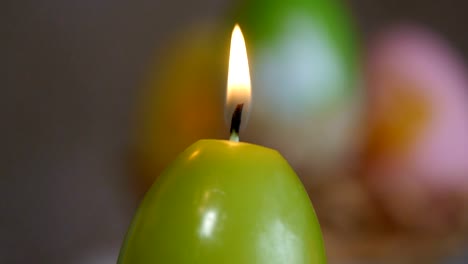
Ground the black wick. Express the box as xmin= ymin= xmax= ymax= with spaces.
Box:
xmin=230 ymin=103 xmax=244 ymax=137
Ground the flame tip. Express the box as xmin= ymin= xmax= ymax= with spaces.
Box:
xmin=226 ymin=21 xmax=251 ymax=132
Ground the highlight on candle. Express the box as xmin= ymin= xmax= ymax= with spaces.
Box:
xmin=226 ymin=24 xmax=251 ymax=135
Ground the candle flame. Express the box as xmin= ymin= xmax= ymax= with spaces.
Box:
xmin=226 ymin=24 xmax=251 ymax=129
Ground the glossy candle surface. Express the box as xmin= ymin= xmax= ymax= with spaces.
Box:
xmin=118 ymin=140 xmax=326 ymax=264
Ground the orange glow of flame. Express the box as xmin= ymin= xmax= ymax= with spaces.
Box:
xmin=226 ymin=24 xmax=251 ymax=126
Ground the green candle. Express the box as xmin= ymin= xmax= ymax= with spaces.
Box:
xmin=118 ymin=25 xmax=326 ymax=264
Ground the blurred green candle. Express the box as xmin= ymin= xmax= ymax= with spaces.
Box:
xmin=118 ymin=25 xmax=326 ymax=264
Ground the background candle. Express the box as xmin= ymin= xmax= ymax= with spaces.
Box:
xmin=362 ymin=25 xmax=468 ymax=232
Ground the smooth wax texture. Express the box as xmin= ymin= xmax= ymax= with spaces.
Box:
xmin=118 ymin=140 xmax=326 ymax=264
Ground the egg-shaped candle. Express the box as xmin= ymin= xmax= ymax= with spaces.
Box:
xmin=118 ymin=25 xmax=326 ymax=264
